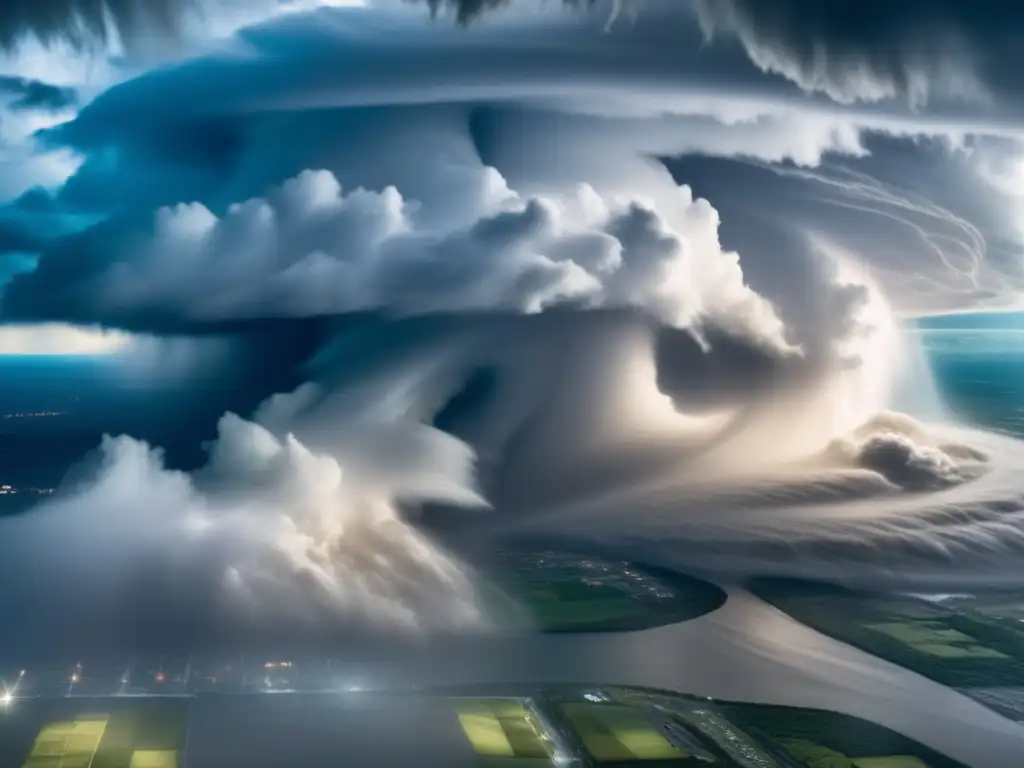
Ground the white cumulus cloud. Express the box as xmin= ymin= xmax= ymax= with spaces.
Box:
xmin=72 ymin=168 xmax=796 ymax=355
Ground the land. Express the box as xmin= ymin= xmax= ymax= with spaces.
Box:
xmin=482 ymin=551 xmax=726 ymax=633
xmin=445 ymin=684 xmax=968 ymax=768
xmin=714 ymin=701 xmax=963 ymax=768
xmin=749 ymin=579 xmax=1024 ymax=722
xmin=0 ymin=683 xmax=969 ymax=768
xmin=5 ymin=698 xmax=188 ymax=768
xmin=453 ymin=698 xmax=555 ymax=766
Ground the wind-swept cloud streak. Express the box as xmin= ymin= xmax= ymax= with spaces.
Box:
xmin=407 ymin=0 xmax=1024 ymax=110
xmin=0 ymin=0 xmax=190 ymax=50
xmin=692 ymin=0 xmax=1024 ymax=108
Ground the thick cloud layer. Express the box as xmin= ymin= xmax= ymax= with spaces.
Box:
xmin=15 ymin=0 xmax=1021 ymax=317
xmin=0 ymin=0 xmax=322 ymax=52
xmin=3 ymin=0 xmax=1024 ymax=655
xmin=0 ymin=0 xmax=187 ymax=50
xmin=407 ymin=0 xmax=1024 ymax=109
xmin=693 ymin=0 xmax=1024 ymax=108
xmin=0 ymin=75 xmax=76 ymax=111
xmin=0 ymin=398 xmax=489 ymax=656
xmin=3 ymin=168 xmax=793 ymax=354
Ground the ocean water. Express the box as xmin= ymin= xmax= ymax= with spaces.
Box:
xmin=0 ymin=354 xmax=228 ymax=500
xmin=920 ymin=329 xmax=1024 ymax=438
xmin=0 ymin=356 xmax=118 ymax=496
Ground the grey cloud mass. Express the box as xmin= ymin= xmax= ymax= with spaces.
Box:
xmin=5 ymin=0 xmax=1024 ymax=665
xmin=692 ymin=0 xmax=1024 ymax=108
xmin=0 ymin=0 xmax=191 ymax=50
xmin=0 ymin=76 xmax=76 ymax=111
xmin=407 ymin=0 xmax=1024 ymax=110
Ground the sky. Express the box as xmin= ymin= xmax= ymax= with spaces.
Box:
xmin=2 ymin=0 xmax=1024 ymax=654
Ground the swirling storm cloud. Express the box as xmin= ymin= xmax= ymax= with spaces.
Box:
xmin=2 ymin=0 xmax=1024 ymax=653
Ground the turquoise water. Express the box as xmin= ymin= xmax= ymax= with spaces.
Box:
xmin=919 ymin=328 xmax=1024 ymax=438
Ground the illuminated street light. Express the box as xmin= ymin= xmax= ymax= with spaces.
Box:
xmin=2 ymin=691 xmax=11 ymax=706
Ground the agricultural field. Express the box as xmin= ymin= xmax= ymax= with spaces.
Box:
xmin=453 ymin=698 xmax=554 ymax=766
xmin=865 ymin=621 xmax=1008 ymax=659
xmin=485 ymin=551 xmax=726 ymax=633
xmin=779 ymin=739 xmax=932 ymax=768
xmin=559 ymin=702 xmax=682 ymax=763
xmin=749 ymin=579 xmax=1024 ymax=690
xmin=852 ymin=758 xmax=931 ymax=768
xmin=10 ymin=699 xmax=188 ymax=768
xmin=717 ymin=702 xmax=964 ymax=768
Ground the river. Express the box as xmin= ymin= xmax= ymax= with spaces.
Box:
xmin=373 ymin=590 xmax=1024 ymax=768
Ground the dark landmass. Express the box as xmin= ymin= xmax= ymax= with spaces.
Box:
xmin=0 ymin=682 xmax=969 ymax=768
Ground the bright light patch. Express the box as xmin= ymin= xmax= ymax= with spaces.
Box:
xmin=0 ymin=323 xmax=131 ymax=356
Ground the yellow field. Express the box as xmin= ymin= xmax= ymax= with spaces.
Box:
xmin=128 ymin=751 xmax=179 ymax=768
xmin=561 ymin=703 xmax=681 ymax=762
xmin=454 ymin=698 xmax=553 ymax=762
xmin=22 ymin=714 xmax=109 ymax=768
xmin=852 ymin=757 xmax=930 ymax=768
xmin=19 ymin=701 xmax=187 ymax=768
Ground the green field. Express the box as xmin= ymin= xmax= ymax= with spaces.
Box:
xmin=19 ymin=700 xmax=188 ymax=768
xmin=866 ymin=621 xmax=1009 ymax=659
xmin=780 ymin=739 xmax=932 ymax=768
xmin=749 ymin=579 xmax=1024 ymax=689
xmin=560 ymin=703 xmax=682 ymax=762
xmin=454 ymin=698 xmax=553 ymax=766
xmin=485 ymin=554 xmax=726 ymax=633
xmin=852 ymin=758 xmax=930 ymax=768
xmin=717 ymin=700 xmax=963 ymax=768
xmin=525 ymin=584 xmax=646 ymax=630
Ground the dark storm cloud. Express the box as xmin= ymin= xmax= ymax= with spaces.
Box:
xmin=0 ymin=76 xmax=76 ymax=112
xmin=0 ymin=189 xmax=79 ymax=258
xmin=0 ymin=0 xmax=190 ymax=50
xmin=0 ymin=218 xmax=47 ymax=255
xmin=411 ymin=0 xmax=513 ymax=24
xmin=407 ymin=0 xmax=1024 ymax=109
xmin=693 ymin=0 xmax=1024 ymax=107
xmin=0 ymin=0 xmax=573 ymax=51
xmin=410 ymin=0 xmax=597 ymax=25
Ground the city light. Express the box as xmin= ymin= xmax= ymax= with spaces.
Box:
xmin=2 ymin=691 xmax=11 ymax=706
